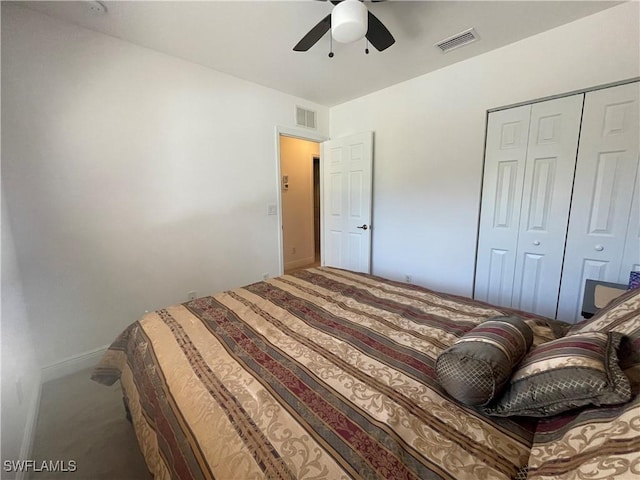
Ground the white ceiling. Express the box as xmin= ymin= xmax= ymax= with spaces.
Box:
xmin=18 ymin=0 xmax=621 ymax=106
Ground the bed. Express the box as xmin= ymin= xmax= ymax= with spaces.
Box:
xmin=92 ymin=267 xmax=640 ymax=479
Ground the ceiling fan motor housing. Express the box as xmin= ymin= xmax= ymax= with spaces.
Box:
xmin=332 ymin=0 xmax=368 ymax=43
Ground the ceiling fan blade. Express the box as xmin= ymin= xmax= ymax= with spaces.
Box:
xmin=293 ymin=14 xmax=332 ymax=51
xmin=366 ymin=11 xmax=395 ymax=51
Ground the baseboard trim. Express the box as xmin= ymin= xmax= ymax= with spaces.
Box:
xmin=17 ymin=373 xmax=42 ymax=480
xmin=41 ymin=345 xmax=109 ymax=383
xmin=284 ymin=256 xmax=316 ymax=271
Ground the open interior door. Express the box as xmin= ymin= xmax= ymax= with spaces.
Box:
xmin=321 ymin=132 xmax=373 ymax=273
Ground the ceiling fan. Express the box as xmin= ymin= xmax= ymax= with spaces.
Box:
xmin=293 ymin=0 xmax=395 ymax=55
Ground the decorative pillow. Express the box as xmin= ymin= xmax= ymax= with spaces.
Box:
xmin=436 ymin=316 xmax=533 ymax=406
xmin=568 ymin=287 xmax=640 ymax=338
xmin=568 ymin=287 xmax=640 ymax=379
xmin=483 ymin=332 xmax=631 ymax=417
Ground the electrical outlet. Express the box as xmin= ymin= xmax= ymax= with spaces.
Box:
xmin=405 ymin=274 xmax=412 ymax=283
xmin=188 ymin=291 xmax=197 ymax=301
xmin=267 ymin=204 xmax=277 ymax=216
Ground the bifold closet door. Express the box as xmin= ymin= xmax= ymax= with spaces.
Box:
xmin=556 ymin=82 xmax=640 ymax=323
xmin=475 ymin=94 xmax=584 ymax=317
xmin=510 ymin=94 xmax=584 ymax=318
xmin=475 ymin=105 xmax=531 ymax=307
xmin=621 ymin=170 xmax=640 ymax=275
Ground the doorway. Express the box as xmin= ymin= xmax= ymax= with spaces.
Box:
xmin=279 ymin=135 xmax=322 ymax=273
xmin=313 ymin=156 xmax=320 ymax=263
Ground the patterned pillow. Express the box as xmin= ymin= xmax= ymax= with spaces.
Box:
xmin=436 ymin=316 xmax=533 ymax=406
xmin=568 ymin=287 xmax=640 ymax=338
xmin=483 ymin=332 xmax=631 ymax=417
xmin=569 ymin=287 xmax=640 ymax=377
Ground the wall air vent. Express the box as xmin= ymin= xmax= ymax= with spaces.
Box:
xmin=295 ymin=106 xmax=317 ymax=129
xmin=435 ymin=28 xmax=479 ymax=53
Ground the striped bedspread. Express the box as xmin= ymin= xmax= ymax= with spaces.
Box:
xmin=94 ymin=267 xmax=565 ymax=480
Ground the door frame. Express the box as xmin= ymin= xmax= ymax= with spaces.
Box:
xmin=275 ymin=126 xmax=328 ymax=276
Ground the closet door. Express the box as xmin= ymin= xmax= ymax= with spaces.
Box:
xmin=620 ymin=169 xmax=640 ymax=276
xmin=475 ymin=95 xmax=583 ymax=316
xmin=556 ymin=82 xmax=640 ymax=323
xmin=510 ymin=95 xmax=584 ymax=318
xmin=475 ymin=105 xmax=531 ymax=307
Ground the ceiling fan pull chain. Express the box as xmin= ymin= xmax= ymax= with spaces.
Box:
xmin=365 ymin=38 xmax=370 ymax=55
xmin=329 ymin=33 xmax=334 ymax=58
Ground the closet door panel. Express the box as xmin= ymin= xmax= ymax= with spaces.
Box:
xmin=511 ymin=94 xmax=584 ymax=318
xmin=475 ymin=105 xmax=531 ymax=306
xmin=621 ymin=169 xmax=639 ymax=277
xmin=557 ymin=82 xmax=640 ymax=323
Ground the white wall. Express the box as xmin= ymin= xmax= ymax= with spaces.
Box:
xmin=280 ymin=136 xmax=319 ymax=270
xmin=330 ymin=2 xmax=640 ymax=296
xmin=1 ymin=4 xmax=329 ymax=369
xmin=2 ymin=1 xmax=638 ymax=374
xmin=1 ymin=186 xmax=41 ymax=471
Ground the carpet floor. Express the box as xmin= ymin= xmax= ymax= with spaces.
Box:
xmin=30 ymin=368 xmax=152 ymax=479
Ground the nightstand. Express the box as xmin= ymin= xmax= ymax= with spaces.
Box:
xmin=581 ymin=279 xmax=628 ymax=319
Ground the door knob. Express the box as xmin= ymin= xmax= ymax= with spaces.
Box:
xmin=594 ymin=245 xmax=604 ymax=251
xmin=357 ymin=224 xmax=368 ymax=230
xmin=533 ymin=240 xmax=540 ymax=246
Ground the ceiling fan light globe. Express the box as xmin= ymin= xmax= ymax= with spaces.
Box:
xmin=331 ymin=0 xmax=368 ymax=44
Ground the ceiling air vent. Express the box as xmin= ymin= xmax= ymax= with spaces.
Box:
xmin=435 ymin=28 xmax=479 ymax=53
xmin=295 ymin=106 xmax=317 ymax=130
